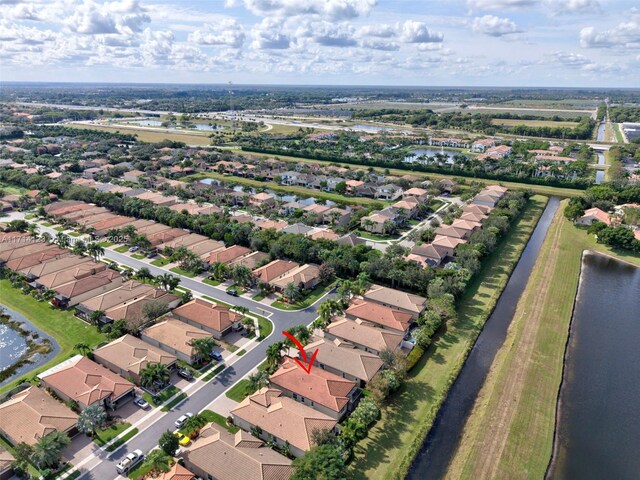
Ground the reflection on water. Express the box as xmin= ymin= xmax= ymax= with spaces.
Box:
xmin=0 ymin=323 xmax=28 ymax=372
xmin=548 ymin=253 xmax=640 ymax=480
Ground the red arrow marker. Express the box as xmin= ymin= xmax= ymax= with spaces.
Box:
xmin=282 ymin=330 xmax=318 ymax=374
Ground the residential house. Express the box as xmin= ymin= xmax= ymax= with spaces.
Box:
xmin=203 ymin=245 xmax=251 ymax=266
xmin=182 ymin=423 xmax=293 ymax=480
xmin=39 ymin=355 xmax=135 ymax=410
xmin=252 ymin=259 xmax=299 ymax=285
xmin=281 ymin=223 xmax=314 ymax=235
xmin=438 ymin=179 xmax=457 ymax=194
xmin=231 ymin=388 xmax=338 ymax=458
xmin=123 ymin=170 xmax=145 ymax=183
xmin=102 ymin=289 xmax=181 ymax=330
xmin=255 ymin=219 xmax=289 ymax=231
xmin=410 ymin=243 xmax=450 ymax=267
xmin=170 ymin=299 xmax=241 ymax=339
xmin=0 ymin=386 xmax=78 ymax=446
xmin=577 ymin=207 xmax=612 ymax=226
xmin=434 ymin=224 xmax=471 ymax=240
xmin=141 ymin=319 xmax=212 ymax=365
xmin=270 ymin=263 xmax=321 ymax=292
xmin=34 ymin=261 xmax=107 ymax=291
xmin=336 ymin=232 xmax=366 ymax=246
xmin=375 ymin=184 xmax=402 ymax=200
xmin=0 ymin=447 xmax=14 ymax=480
xmin=21 ymin=255 xmax=92 ymax=280
xmin=228 ymin=251 xmax=270 ymax=271
xmin=361 ymin=284 xmax=427 ymax=320
xmin=75 ymin=280 xmax=156 ymax=323
xmin=93 ymin=334 xmax=178 ymax=385
xmin=431 ymin=234 xmax=468 ymax=258
xmin=51 ymin=269 xmax=123 ymax=308
xmin=249 ymin=192 xmax=275 ymax=208
xmin=154 ymin=464 xmax=195 ymax=480
xmin=323 ymin=317 xmax=404 ymax=355
xmin=299 ymin=338 xmax=384 ymax=386
xmin=269 ymin=357 xmax=359 ymax=420
xmin=345 ymin=299 xmax=414 ymax=334
xmin=403 ymin=187 xmax=429 ymax=202
xmin=471 ymin=138 xmax=497 ymax=153
xmin=392 ymin=196 xmax=420 ymax=218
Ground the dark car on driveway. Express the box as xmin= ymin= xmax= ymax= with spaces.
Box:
xmin=226 ymin=289 xmax=239 ymax=297
xmin=177 ymin=368 xmax=194 ymax=381
xmin=211 ymin=351 xmax=223 ymax=362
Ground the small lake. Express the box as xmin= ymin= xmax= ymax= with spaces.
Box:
xmin=0 ymin=323 xmax=28 ymax=372
xmin=547 ymin=253 xmax=640 ymax=480
xmin=135 ymin=120 xmax=162 ymax=126
xmin=199 ymin=179 xmax=336 ymax=206
xmin=0 ymin=305 xmax=60 ymax=387
xmin=133 ymin=120 xmax=223 ymax=131
xmin=404 ymin=148 xmax=458 ymax=164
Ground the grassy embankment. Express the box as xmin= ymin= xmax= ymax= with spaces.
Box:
xmin=65 ymin=123 xmax=213 ymax=146
xmin=444 ymin=202 xmax=640 ymax=480
xmin=613 ymin=123 xmax=625 ymax=143
xmin=181 ymin=171 xmax=387 ymax=207
xmin=230 ymin=148 xmax=585 ymax=199
xmin=490 ymin=119 xmax=579 ymax=128
xmin=0 ymin=280 xmax=106 ymax=395
xmin=348 ymin=195 xmax=548 ymax=480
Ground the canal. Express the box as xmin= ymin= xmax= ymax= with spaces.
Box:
xmin=407 ymin=196 xmax=560 ymax=479
xmin=547 ymin=253 xmax=640 ymax=480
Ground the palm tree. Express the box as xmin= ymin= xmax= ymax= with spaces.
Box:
xmin=135 ymin=267 xmax=154 ymax=282
xmin=74 ymin=343 xmax=91 ymax=356
xmin=27 ymin=223 xmax=39 ymax=238
xmin=234 ymin=306 xmax=249 ymax=321
xmin=72 ymin=239 xmax=87 ymax=256
xmin=32 ymin=431 xmax=70 ymax=469
xmin=157 ymin=273 xmax=179 ymax=291
xmin=140 ymin=363 xmax=171 ymax=391
xmin=318 ymin=300 xmax=334 ymax=325
xmin=230 ymin=264 xmax=252 ymax=288
xmin=266 ymin=341 xmax=285 ymax=370
xmin=40 ymin=231 xmax=52 ymax=243
xmin=144 ymin=449 xmax=171 ymax=475
xmin=283 ymin=282 xmax=300 ymax=304
xmin=86 ymin=242 xmax=105 ymax=261
xmin=190 ymin=337 xmax=217 ymax=364
xmin=210 ymin=262 xmax=229 ymax=282
xmin=88 ymin=309 xmax=105 ymax=326
xmin=247 ymin=370 xmax=269 ymax=392
xmin=77 ymin=404 xmax=107 ymax=437
xmin=55 ymin=232 xmax=70 ymax=249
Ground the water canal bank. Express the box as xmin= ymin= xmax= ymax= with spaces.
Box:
xmin=407 ymin=196 xmax=560 ymax=479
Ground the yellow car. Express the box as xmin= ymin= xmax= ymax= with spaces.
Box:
xmin=174 ymin=432 xmax=191 ymax=446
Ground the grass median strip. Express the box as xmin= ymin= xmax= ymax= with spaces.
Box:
xmin=105 ymin=428 xmax=139 ymax=452
xmin=203 ymin=364 xmax=226 ymax=381
xmin=143 ymin=385 xmax=179 ymax=408
xmin=162 ymin=392 xmax=187 ymax=411
xmin=94 ymin=422 xmax=131 ymax=447
xmin=225 ymin=379 xmax=255 ymax=402
xmin=348 ymin=195 xmax=548 ymax=480
xmin=444 ymin=202 xmax=640 ymax=480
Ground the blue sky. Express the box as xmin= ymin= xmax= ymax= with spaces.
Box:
xmin=1 ymin=0 xmax=638 ymax=87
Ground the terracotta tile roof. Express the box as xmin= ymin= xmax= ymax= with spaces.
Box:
xmin=362 ymin=284 xmax=427 ymax=317
xmin=462 ymin=204 xmax=493 ymax=215
xmin=404 ymin=187 xmax=428 ymax=196
xmin=450 ymin=219 xmax=482 ymax=231
xmin=157 ymin=233 xmax=210 ymax=251
xmin=204 ymin=245 xmax=252 ymax=265
xmin=39 ymin=356 xmax=134 ymax=408
xmin=303 ymin=337 xmax=384 ymax=382
xmin=0 ymin=386 xmax=78 ymax=446
xmin=325 ymin=317 xmax=404 ymax=352
xmin=93 ymin=334 xmax=177 ymax=377
xmin=432 ymin=234 xmax=468 ymax=249
xmin=232 ymin=388 xmax=337 ymax=453
xmin=309 ymin=230 xmax=339 ymax=241
xmin=19 ymin=255 xmax=91 ymax=277
xmin=581 ymin=207 xmax=611 ymax=225
xmin=5 ymin=246 xmax=67 ymax=271
xmin=79 ymin=280 xmax=155 ymax=312
xmin=104 ymin=291 xmax=180 ymax=327
xmin=228 ymin=251 xmax=270 ymax=270
xmin=36 ymin=261 xmax=107 ymax=289
xmin=269 ymin=357 xmax=356 ymax=413
xmin=252 ymin=259 xmax=299 ymax=283
xmin=0 ymin=242 xmax=56 ymax=262
xmin=55 ymin=268 xmax=121 ymax=298
xmin=184 ymin=423 xmax=292 ymax=480
xmin=154 ymin=463 xmax=195 ymax=480
xmin=172 ymin=299 xmax=240 ymax=333
xmin=270 ymin=264 xmax=321 ymax=289
xmin=0 ymin=447 xmax=14 ymax=473
xmin=345 ymin=299 xmax=413 ymax=332
xmin=142 ymin=319 xmax=211 ymax=357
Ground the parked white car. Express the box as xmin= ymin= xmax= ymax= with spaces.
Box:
xmin=115 ymin=449 xmax=144 ymax=474
xmin=174 ymin=412 xmax=194 ymax=428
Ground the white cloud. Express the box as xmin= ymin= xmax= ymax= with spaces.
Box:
xmin=580 ymin=22 xmax=640 ymax=49
xmin=467 ymin=0 xmax=537 ymax=11
xmin=229 ymin=0 xmax=377 ymax=21
xmin=552 ymin=51 xmax=592 ymax=67
xmin=400 ymin=20 xmax=443 ymax=43
xmin=472 ymin=15 xmax=521 ymax=36
xmin=313 ymin=22 xmax=357 ymax=47
xmin=66 ymin=0 xmax=150 ymax=35
xmin=250 ymin=18 xmax=291 ymax=49
xmin=188 ymin=19 xmax=245 ymax=48
xmin=357 ymin=24 xmax=395 ymax=38
xmin=544 ymin=0 xmax=600 ymax=15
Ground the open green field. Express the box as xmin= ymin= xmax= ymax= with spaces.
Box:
xmin=486 ymin=99 xmax=597 ymax=110
xmin=233 ymin=148 xmax=585 ymax=198
xmin=445 ymin=202 xmax=639 ymax=480
xmin=66 ymin=123 xmax=213 ymax=146
xmin=491 ymin=118 xmax=579 ymax=128
xmin=182 ymin=171 xmax=387 ymax=207
xmin=614 ymin=123 xmax=625 ymax=143
xmin=0 ymin=280 xmax=106 ymax=394
xmin=271 ymin=283 xmax=333 ymax=310
xmin=0 ymin=182 xmax=21 ymax=194
xmin=348 ymin=195 xmax=548 ymax=480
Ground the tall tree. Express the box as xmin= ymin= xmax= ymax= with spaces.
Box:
xmin=32 ymin=431 xmax=70 ymax=469
xmin=86 ymin=242 xmax=105 ymax=261
xmin=77 ymin=404 xmax=107 ymax=437
xmin=158 ymin=430 xmax=179 ymax=456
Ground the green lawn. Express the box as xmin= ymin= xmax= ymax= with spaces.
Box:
xmin=203 ymin=278 xmax=221 ymax=286
xmin=202 ymin=364 xmax=226 ymax=381
xmin=252 ymin=292 xmax=266 ymax=301
xmin=68 ymin=232 xmax=82 ymax=237
xmin=236 ymin=349 xmax=247 ymax=356
xmin=131 ymin=253 xmax=145 ymax=260
xmin=445 ymin=202 xmax=640 ymax=480
xmin=348 ymin=195 xmax=549 ymax=480
xmin=354 ymin=230 xmax=398 ymax=241
xmin=614 ymin=123 xmax=625 ymax=143
xmin=105 ymin=428 xmax=138 ymax=452
xmin=180 ymin=409 xmax=239 ymax=435
xmin=151 ymin=257 xmax=171 ymax=267
xmin=162 ymin=392 xmax=187 ymax=412
xmin=114 ymin=245 xmax=130 ymax=253
xmin=0 ymin=280 xmax=106 ymax=394
xmin=143 ymin=385 xmax=179 ymax=408
xmin=271 ymin=283 xmax=332 ymax=310
xmin=225 ymin=379 xmax=255 ymax=402
xmin=54 ymin=226 xmax=65 ymax=231
xmin=94 ymin=422 xmax=131 ymax=447
xmin=169 ymin=267 xmax=198 ymax=278
xmin=255 ymin=315 xmax=273 ymax=340
xmin=97 ymin=241 xmax=114 ymax=247
xmin=41 ymin=222 xmax=53 ymax=227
